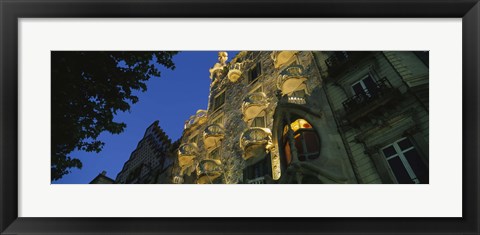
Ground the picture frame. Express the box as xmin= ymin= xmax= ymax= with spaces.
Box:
xmin=1 ymin=0 xmax=478 ymax=234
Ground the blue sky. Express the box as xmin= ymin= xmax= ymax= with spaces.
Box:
xmin=54 ymin=51 xmax=239 ymax=184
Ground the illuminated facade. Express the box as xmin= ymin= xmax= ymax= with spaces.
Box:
xmin=171 ymin=51 xmax=429 ymax=184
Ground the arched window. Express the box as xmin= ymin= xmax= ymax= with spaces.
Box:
xmin=282 ymin=118 xmax=320 ymax=165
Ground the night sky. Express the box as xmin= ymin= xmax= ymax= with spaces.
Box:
xmin=54 ymin=51 xmax=239 ymax=184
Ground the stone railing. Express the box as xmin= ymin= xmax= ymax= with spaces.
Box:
xmin=246 ymin=176 xmax=266 ymax=184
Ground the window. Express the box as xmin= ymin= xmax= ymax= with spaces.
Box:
xmin=351 ymin=75 xmax=378 ymax=97
xmin=381 ymin=137 xmax=428 ymax=184
xmin=212 ymin=91 xmax=225 ymax=111
xmin=251 ymin=116 xmax=266 ymax=128
xmin=248 ymin=62 xmax=262 ymax=83
xmin=282 ymin=119 xmax=320 ymax=165
xmin=243 ymin=157 xmax=269 ymax=184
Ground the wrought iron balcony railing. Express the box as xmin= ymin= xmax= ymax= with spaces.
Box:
xmin=342 ymin=77 xmax=399 ymax=123
xmin=324 ymin=51 xmax=369 ymax=77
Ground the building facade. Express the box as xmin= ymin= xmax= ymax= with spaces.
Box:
xmin=172 ymin=51 xmax=429 ymax=184
xmin=115 ymin=120 xmax=174 ymax=184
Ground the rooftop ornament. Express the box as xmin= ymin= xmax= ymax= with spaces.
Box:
xmin=209 ymin=51 xmax=228 ymax=85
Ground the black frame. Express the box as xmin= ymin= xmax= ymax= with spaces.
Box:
xmin=1 ymin=0 xmax=478 ymax=234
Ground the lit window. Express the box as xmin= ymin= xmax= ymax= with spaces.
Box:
xmin=381 ymin=138 xmax=428 ymax=184
xmin=282 ymin=119 xmax=320 ymax=165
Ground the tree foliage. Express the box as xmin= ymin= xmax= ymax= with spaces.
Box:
xmin=51 ymin=51 xmax=177 ymax=181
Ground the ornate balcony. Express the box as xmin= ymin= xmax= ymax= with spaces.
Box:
xmin=325 ymin=51 xmax=369 ymax=77
xmin=203 ymin=123 xmax=225 ymax=150
xmin=239 ymin=127 xmax=273 ymax=160
xmin=271 ymin=51 xmax=298 ymax=68
xmin=241 ymin=92 xmax=269 ymax=122
xmin=196 ymin=159 xmax=223 ymax=184
xmin=342 ymin=77 xmax=400 ymax=124
xmin=276 ymin=65 xmax=308 ymax=96
xmin=227 ymin=62 xmax=244 ymax=82
xmin=177 ymin=143 xmax=199 ymax=168
xmin=184 ymin=109 xmax=208 ymax=130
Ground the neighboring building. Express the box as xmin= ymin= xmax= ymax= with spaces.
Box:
xmin=171 ymin=51 xmax=429 ymax=184
xmin=89 ymin=171 xmax=115 ymax=184
xmin=115 ymin=120 xmax=174 ymax=184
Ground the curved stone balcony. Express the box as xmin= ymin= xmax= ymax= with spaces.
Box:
xmin=239 ymin=127 xmax=273 ymax=160
xmin=184 ymin=109 xmax=208 ymax=130
xmin=196 ymin=159 xmax=223 ymax=184
xmin=271 ymin=51 xmax=298 ymax=68
xmin=177 ymin=143 xmax=199 ymax=168
xmin=203 ymin=123 xmax=225 ymax=150
xmin=277 ymin=65 xmax=308 ymax=96
xmin=241 ymin=92 xmax=269 ymax=122
xmin=227 ymin=62 xmax=243 ymax=82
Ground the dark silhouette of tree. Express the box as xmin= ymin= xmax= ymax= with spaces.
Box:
xmin=51 ymin=51 xmax=178 ymax=182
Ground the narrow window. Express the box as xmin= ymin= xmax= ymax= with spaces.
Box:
xmin=249 ymin=62 xmax=262 ymax=83
xmin=251 ymin=116 xmax=266 ymax=128
xmin=213 ymin=91 xmax=225 ymax=111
